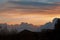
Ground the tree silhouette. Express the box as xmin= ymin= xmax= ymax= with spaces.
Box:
xmin=10 ymin=28 xmax=18 ymax=34
xmin=55 ymin=18 xmax=60 ymax=31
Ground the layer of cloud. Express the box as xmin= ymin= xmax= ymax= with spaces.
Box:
xmin=0 ymin=0 xmax=58 ymax=11
xmin=9 ymin=0 xmax=60 ymax=2
xmin=0 ymin=0 xmax=60 ymax=4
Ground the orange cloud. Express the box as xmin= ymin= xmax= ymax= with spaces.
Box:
xmin=0 ymin=5 xmax=60 ymax=26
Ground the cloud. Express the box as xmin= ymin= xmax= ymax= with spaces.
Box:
xmin=8 ymin=0 xmax=60 ymax=3
xmin=0 ymin=0 xmax=58 ymax=12
xmin=0 ymin=0 xmax=8 ymax=3
xmin=0 ymin=0 xmax=60 ymax=4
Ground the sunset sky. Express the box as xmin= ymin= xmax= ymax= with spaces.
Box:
xmin=0 ymin=0 xmax=60 ymax=26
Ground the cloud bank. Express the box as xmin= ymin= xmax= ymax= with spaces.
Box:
xmin=0 ymin=0 xmax=60 ymax=4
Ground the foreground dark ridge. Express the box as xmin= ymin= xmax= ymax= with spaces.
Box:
xmin=0 ymin=18 xmax=60 ymax=40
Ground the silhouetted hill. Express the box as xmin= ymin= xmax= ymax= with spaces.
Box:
xmin=17 ymin=30 xmax=38 ymax=40
xmin=20 ymin=30 xmax=32 ymax=32
xmin=18 ymin=30 xmax=33 ymax=36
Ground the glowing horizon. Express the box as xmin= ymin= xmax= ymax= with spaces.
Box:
xmin=0 ymin=7 xmax=60 ymax=26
